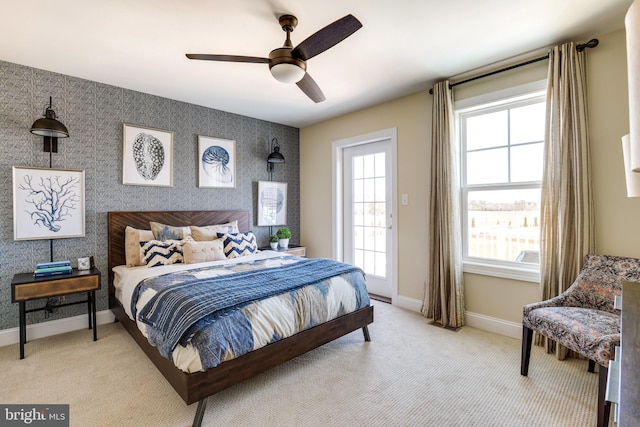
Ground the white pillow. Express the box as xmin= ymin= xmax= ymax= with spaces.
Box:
xmin=125 ymin=226 xmax=154 ymax=267
xmin=190 ymin=221 xmax=239 ymax=241
xmin=182 ymin=239 xmax=226 ymax=264
xmin=150 ymin=221 xmax=192 ymax=241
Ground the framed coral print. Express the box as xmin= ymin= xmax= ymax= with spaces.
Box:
xmin=123 ymin=123 xmax=173 ymax=187
xmin=257 ymin=181 xmax=287 ymax=226
xmin=198 ymin=136 xmax=236 ymax=188
xmin=12 ymin=166 xmax=85 ymax=241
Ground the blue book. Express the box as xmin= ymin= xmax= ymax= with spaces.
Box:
xmin=36 ymin=260 xmax=71 ymax=269
xmin=34 ymin=269 xmax=72 ymax=278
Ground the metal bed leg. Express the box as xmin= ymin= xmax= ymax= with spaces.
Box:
xmin=192 ymin=397 xmax=208 ymax=427
xmin=362 ymin=326 xmax=371 ymax=342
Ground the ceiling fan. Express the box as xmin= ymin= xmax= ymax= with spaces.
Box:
xmin=186 ymin=14 xmax=362 ymax=103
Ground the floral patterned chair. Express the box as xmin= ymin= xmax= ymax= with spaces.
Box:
xmin=520 ymin=254 xmax=640 ymax=427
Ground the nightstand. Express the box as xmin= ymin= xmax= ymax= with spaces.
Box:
xmin=260 ymin=244 xmax=306 ymax=257
xmin=11 ymin=267 xmax=101 ymax=359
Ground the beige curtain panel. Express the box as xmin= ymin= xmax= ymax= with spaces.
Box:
xmin=422 ymin=80 xmax=465 ymax=329
xmin=537 ymin=42 xmax=595 ymax=354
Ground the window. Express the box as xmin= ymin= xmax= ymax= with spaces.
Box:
xmin=457 ymin=87 xmax=545 ymax=281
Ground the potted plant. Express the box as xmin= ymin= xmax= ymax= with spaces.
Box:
xmin=269 ymin=234 xmax=279 ymax=250
xmin=276 ymin=227 xmax=291 ymax=249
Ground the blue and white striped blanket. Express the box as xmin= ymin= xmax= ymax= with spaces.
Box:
xmin=129 ymin=256 xmax=370 ymax=370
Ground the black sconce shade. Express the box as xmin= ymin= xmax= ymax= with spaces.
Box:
xmin=267 ymin=138 xmax=285 ymax=177
xmin=267 ymin=138 xmax=285 ymax=164
xmin=30 ymin=109 xmax=69 ymax=138
xmin=30 ymin=97 xmax=69 ymax=154
xmin=267 ymin=146 xmax=285 ymax=163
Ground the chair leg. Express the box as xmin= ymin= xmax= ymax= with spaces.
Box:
xmin=521 ymin=325 xmax=533 ymax=376
xmin=588 ymin=359 xmax=596 ymax=373
xmin=597 ymin=365 xmax=611 ymax=427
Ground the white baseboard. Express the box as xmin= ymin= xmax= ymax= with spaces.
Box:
xmin=0 ymin=310 xmax=116 ymax=348
xmin=391 ymin=295 xmax=521 ymax=339
xmin=393 ymin=295 xmax=424 ymax=312
xmin=464 ymin=311 xmax=521 ymax=339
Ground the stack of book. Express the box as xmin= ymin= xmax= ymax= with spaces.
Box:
xmin=34 ymin=260 xmax=72 ymax=278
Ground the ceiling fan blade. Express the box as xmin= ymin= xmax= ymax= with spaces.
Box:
xmin=291 ymin=14 xmax=362 ymax=61
xmin=296 ymin=73 xmax=326 ymax=103
xmin=186 ymin=54 xmax=269 ymax=64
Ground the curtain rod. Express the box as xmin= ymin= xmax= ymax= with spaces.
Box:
xmin=428 ymin=39 xmax=599 ymax=95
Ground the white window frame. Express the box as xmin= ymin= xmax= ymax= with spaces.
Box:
xmin=455 ymin=80 xmax=546 ymax=283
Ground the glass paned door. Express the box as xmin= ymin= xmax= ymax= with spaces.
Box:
xmin=344 ymin=140 xmax=392 ymax=297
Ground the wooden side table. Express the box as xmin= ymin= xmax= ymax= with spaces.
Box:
xmin=11 ymin=267 xmax=101 ymax=359
xmin=259 ymin=244 xmax=306 ymax=257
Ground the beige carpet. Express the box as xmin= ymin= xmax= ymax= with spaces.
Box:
xmin=0 ymin=301 xmax=613 ymax=427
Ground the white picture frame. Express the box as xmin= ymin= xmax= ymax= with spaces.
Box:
xmin=12 ymin=166 xmax=85 ymax=241
xmin=198 ymin=136 xmax=236 ymax=188
xmin=257 ymin=181 xmax=287 ymax=226
xmin=123 ymin=123 xmax=173 ymax=187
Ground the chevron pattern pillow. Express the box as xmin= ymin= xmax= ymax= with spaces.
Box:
xmin=217 ymin=231 xmax=258 ymax=259
xmin=141 ymin=239 xmax=185 ymax=267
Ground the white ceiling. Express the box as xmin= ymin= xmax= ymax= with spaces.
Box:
xmin=0 ymin=0 xmax=633 ymax=128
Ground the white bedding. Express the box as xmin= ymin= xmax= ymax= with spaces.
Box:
xmin=113 ymin=250 xmax=284 ymax=319
xmin=112 ymin=251 xmax=368 ymax=373
xmin=113 ymin=251 xmax=298 ymax=372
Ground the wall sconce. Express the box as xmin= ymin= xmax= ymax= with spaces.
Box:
xmin=267 ymin=138 xmax=285 ymax=178
xmin=30 ymin=96 xmax=69 ymax=157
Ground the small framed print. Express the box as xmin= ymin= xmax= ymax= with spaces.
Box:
xmin=123 ymin=123 xmax=173 ymax=187
xmin=13 ymin=166 xmax=85 ymax=241
xmin=198 ymin=136 xmax=236 ymax=188
xmin=77 ymin=257 xmax=91 ymax=270
xmin=257 ymin=181 xmax=287 ymax=226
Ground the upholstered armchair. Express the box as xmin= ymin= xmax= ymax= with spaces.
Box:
xmin=521 ymin=254 xmax=640 ymax=427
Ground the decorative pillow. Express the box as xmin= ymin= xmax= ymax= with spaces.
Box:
xmin=125 ymin=226 xmax=155 ymax=267
xmin=182 ymin=239 xmax=226 ymax=264
xmin=141 ymin=239 xmax=185 ymax=267
xmin=150 ymin=221 xmax=192 ymax=241
xmin=190 ymin=221 xmax=239 ymax=241
xmin=216 ymin=231 xmax=258 ymax=259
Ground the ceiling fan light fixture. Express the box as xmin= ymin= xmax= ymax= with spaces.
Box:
xmin=270 ymin=62 xmax=306 ymax=84
xmin=186 ymin=14 xmax=362 ymax=100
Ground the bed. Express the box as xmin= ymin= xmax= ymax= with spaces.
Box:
xmin=107 ymin=210 xmax=374 ymax=427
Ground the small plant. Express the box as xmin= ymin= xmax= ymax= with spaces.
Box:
xmin=269 ymin=234 xmax=279 ymax=243
xmin=276 ymin=227 xmax=291 ymax=239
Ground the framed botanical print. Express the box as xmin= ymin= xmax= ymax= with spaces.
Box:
xmin=257 ymin=181 xmax=287 ymax=226
xmin=12 ymin=166 xmax=85 ymax=240
xmin=198 ymin=136 xmax=236 ymax=188
xmin=123 ymin=123 xmax=173 ymax=187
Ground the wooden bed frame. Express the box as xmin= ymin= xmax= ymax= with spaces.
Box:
xmin=107 ymin=210 xmax=374 ymax=427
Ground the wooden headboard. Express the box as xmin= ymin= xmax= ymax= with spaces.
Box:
xmin=107 ymin=210 xmax=250 ymax=300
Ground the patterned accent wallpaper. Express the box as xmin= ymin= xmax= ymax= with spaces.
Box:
xmin=0 ymin=60 xmax=299 ymax=331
